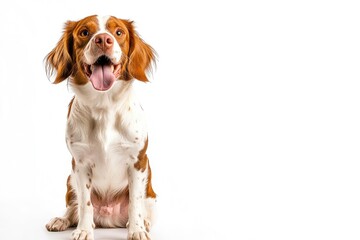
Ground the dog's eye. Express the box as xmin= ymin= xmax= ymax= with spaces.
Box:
xmin=80 ymin=29 xmax=89 ymax=37
xmin=116 ymin=29 xmax=122 ymax=36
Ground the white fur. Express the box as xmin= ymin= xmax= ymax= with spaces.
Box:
xmin=98 ymin=15 xmax=110 ymax=32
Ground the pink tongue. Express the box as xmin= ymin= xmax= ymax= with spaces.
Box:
xmin=89 ymin=64 xmax=115 ymax=91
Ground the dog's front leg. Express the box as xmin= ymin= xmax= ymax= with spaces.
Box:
xmin=127 ymin=155 xmax=151 ymax=240
xmin=72 ymin=162 xmax=95 ymax=240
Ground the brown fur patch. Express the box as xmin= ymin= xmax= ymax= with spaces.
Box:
xmin=134 ymin=138 xmax=148 ymax=172
xmin=71 ymin=158 xmax=76 ymax=172
xmin=146 ymin=161 xmax=156 ymax=198
xmin=65 ymin=175 xmax=76 ymax=207
xmin=123 ymin=20 xmax=156 ymax=82
xmin=45 ymin=20 xmax=76 ymax=84
xmin=134 ymin=138 xmax=156 ymax=198
xmin=45 ymin=15 xmax=99 ymax=85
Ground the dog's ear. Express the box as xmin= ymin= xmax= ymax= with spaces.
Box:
xmin=45 ymin=21 xmax=76 ymax=84
xmin=125 ymin=21 xmax=156 ymax=82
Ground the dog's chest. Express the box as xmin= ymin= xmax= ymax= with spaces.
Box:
xmin=67 ymin=94 xmax=147 ymax=191
xmin=88 ymin=113 xmax=131 ymax=189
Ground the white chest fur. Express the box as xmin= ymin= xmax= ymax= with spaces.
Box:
xmin=66 ymin=80 xmax=148 ymax=193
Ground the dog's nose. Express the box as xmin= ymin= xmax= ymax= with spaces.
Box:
xmin=94 ymin=33 xmax=113 ymax=51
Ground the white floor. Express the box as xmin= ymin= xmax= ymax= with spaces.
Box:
xmin=45 ymin=228 xmax=129 ymax=240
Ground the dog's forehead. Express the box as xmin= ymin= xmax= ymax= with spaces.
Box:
xmin=96 ymin=15 xmax=111 ymax=32
xmin=97 ymin=15 xmax=128 ymax=31
xmin=75 ymin=15 xmax=126 ymax=33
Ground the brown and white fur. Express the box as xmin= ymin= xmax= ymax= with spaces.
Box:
xmin=45 ymin=15 xmax=156 ymax=240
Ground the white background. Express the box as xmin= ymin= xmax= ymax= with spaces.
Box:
xmin=0 ymin=0 xmax=359 ymax=239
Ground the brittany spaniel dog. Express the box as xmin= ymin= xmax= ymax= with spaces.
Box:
xmin=45 ymin=15 xmax=156 ymax=240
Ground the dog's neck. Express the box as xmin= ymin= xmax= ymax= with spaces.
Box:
xmin=71 ymin=79 xmax=135 ymax=111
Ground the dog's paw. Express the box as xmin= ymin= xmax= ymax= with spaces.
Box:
xmin=128 ymin=231 xmax=151 ymax=240
xmin=46 ymin=217 xmax=71 ymax=231
xmin=72 ymin=229 xmax=94 ymax=240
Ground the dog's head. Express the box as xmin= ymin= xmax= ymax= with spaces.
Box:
xmin=46 ymin=15 xmax=155 ymax=91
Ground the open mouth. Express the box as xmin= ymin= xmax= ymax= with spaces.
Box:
xmin=84 ymin=55 xmax=121 ymax=91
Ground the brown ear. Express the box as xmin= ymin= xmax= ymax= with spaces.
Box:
xmin=126 ymin=21 xmax=156 ymax=82
xmin=45 ymin=21 xmax=76 ymax=84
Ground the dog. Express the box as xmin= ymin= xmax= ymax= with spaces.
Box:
xmin=45 ymin=15 xmax=156 ymax=240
